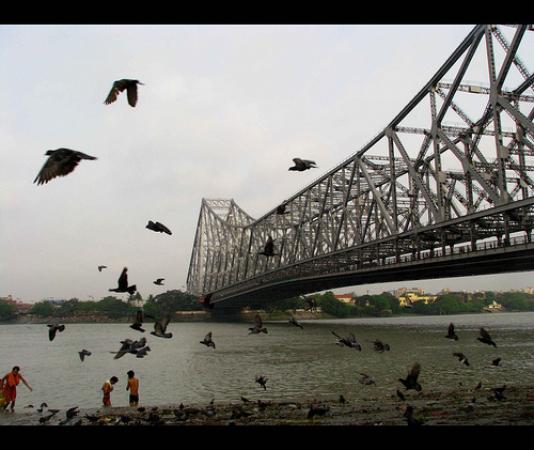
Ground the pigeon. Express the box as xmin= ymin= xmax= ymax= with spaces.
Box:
xmin=66 ymin=407 xmax=80 ymax=420
xmin=372 ymin=339 xmax=390 ymax=352
xmin=477 ymin=327 xmax=497 ymax=347
xmin=48 ymin=324 xmax=65 ymax=341
xmin=130 ymin=309 xmax=146 ymax=333
xmin=104 ymin=79 xmax=144 ymax=107
xmin=358 ymin=372 xmax=376 ymax=385
xmin=339 ymin=395 xmax=347 ymax=404
xmin=307 ymin=404 xmax=329 ymax=419
xmin=492 ymin=357 xmax=502 ymax=367
xmin=446 ymin=322 xmax=459 ymax=341
xmin=288 ymin=315 xmax=304 ymax=329
xmin=150 ymin=315 xmax=173 ymax=338
xmin=258 ymin=236 xmax=277 ymax=257
xmin=34 ymin=148 xmax=97 ymax=185
xmin=474 ymin=381 xmax=482 ymax=391
xmin=98 ymin=265 xmax=107 ymax=272
xmin=111 ymin=337 xmax=148 ymax=359
xmin=36 ymin=403 xmax=48 ymax=413
xmin=331 ymin=331 xmax=362 ymax=350
xmin=200 ymin=331 xmax=216 ymax=349
xmin=153 ymin=278 xmax=165 ymax=286
xmin=109 ymin=267 xmax=137 ymax=295
xmin=84 ymin=415 xmax=100 ymax=423
xmin=276 ymin=203 xmax=288 ymax=215
xmin=396 ymin=390 xmax=406 ymax=401
xmin=78 ymin=349 xmax=92 ymax=362
xmin=135 ymin=346 xmax=151 ymax=358
xmin=289 ymin=158 xmax=318 ymax=172
xmin=255 ymin=375 xmax=268 ymax=391
xmin=453 ymin=352 xmax=470 ymax=366
xmin=492 ymin=385 xmax=506 ymax=401
xmin=399 ymin=363 xmax=422 ymax=391
xmin=146 ymin=220 xmax=172 ymax=235
xmin=248 ymin=314 xmax=268 ymax=334
xmin=240 ymin=396 xmax=251 ymax=404
xmin=403 ymin=405 xmax=423 ymax=426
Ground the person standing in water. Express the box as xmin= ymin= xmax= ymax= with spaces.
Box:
xmin=2 ymin=366 xmax=32 ymax=412
xmin=126 ymin=370 xmax=140 ymax=407
xmin=101 ymin=376 xmax=118 ymax=407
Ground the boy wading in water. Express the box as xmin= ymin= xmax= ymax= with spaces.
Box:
xmin=126 ymin=370 xmax=140 ymax=407
xmin=1 ymin=366 xmax=32 ymax=412
xmin=102 ymin=376 xmax=118 ymax=407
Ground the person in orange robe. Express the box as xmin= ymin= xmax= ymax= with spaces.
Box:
xmin=101 ymin=376 xmax=118 ymax=407
xmin=126 ymin=370 xmax=140 ymax=406
xmin=2 ymin=366 xmax=32 ymax=412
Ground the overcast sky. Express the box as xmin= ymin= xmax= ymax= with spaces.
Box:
xmin=2 ymin=24 xmax=534 ymax=303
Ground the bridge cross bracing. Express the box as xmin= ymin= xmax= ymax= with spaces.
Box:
xmin=187 ymin=24 xmax=534 ymax=308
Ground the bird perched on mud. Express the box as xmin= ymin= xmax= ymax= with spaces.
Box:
xmin=453 ymin=352 xmax=470 ymax=366
xmin=153 ymin=278 xmax=165 ymax=286
xmin=258 ymin=236 xmax=277 ymax=257
xmin=399 ymin=362 xmax=422 ymax=391
xmin=48 ymin=324 xmax=65 ymax=341
xmin=78 ymin=349 xmax=92 ymax=362
xmin=200 ymin=331 xmax=216 ymax=349
xmin=150 ymin=314 xmax=173 ymax=338
xmin=34 ymin=148 xmax=97 ymax=185
xmin=331 ymin=331 xmax=362 ymax=350
xmin=358 ymin=372 xmax=376 ymax=385
xmin=477 ymin=327 xmax=497 ymax=347
xmin=146 ymin=220 xmax=172 ymax=235
xmin=130 ymin=309 xmax=146 ymax=333
xmin=255 ymin=375 xmax=268 ymax=391
xmin=372 ymin=339 xmax=390 ymax=352
xmin=36 ymin=403 xmax=48 ymax=413
xmin=289 ymin=158 xmax=318 ymax=172
xmin=97 ymin=265 xmax=107 ymax=272
xmin=109 ymin=267 xmax=137 ymax=295
xmin=288 ymin=315 xmax=304 ymax=329
xmin=492 ymin=357 xmax=502 ymax=366
xmin=104 ymin=79 xmax=144 ymax=107
xmin=446 ymin=322 xmax=459 ymax=341
xmin=249 ymin=314 xmax=268 ymax=334
xmin=403 ymin=405 xmax=423 ymax=426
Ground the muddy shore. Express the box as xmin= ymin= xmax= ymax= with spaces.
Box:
xmin=3 ymin=384 xmax=534 ymax=426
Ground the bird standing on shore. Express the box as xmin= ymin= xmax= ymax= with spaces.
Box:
xmin=399 ymin=363 xmax=422 ymax=391
xmin=48 ymin=324 xmax=65 ymax=341
xmin=289 ymin=158 xmax=318 ymax=172
xmin=104 ymin=79 xmax=144 ymax=107
xmin=146 ymin=220 xmax=172 ymax=235
xmin=477 ymin=327 xmax=497 ymax=347
xmin=200 ymin=332 xmax=216 ymax=349
xmin=109 ymin=267 xmax=137 ymax=295
xmin=34 ymin=148 xmax=97 ymax=185
xmin=446 ymin=322 xmax=459 ymax=340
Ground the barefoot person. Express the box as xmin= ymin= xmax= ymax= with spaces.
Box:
xmin=126 ymin=370 xmax=140 ymax=407
xmin=2 ymin=366 xmax=32 ymax=412
xmin=101 ymin=376 xmax=118 ymax=407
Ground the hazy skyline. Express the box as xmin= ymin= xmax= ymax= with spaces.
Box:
xmin=2 ymin=24 xmax=534 ymax=303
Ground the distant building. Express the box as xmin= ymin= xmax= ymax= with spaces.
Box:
xmin=394 ymin=287 xmax=425 ymax=298
xmin=0 ymin=295 xmax=33 ymax=313
xmin=397 ymin=291 xmax=437 ymax=307
xmin=334 ymin=294 xmax=354 ymax=304
xmin=484 ymin=300 xmax=504 ymax=312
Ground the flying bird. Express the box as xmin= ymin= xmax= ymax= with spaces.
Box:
xmin=34 ymin=148 xmax=97 ymax=185
xmin=399 ymin=363 xmax=422 ymax=391
xmin=48 ymin=324 xmax=65 ymax=341
xmin=200 ymin=331 xmax=216 ymax=349
xmin=78 ymin=349 xmax=92 ymax=362
xmin=492 ymin=357 xmax=502 ymax=366
xmin=331 ymin=331 xmax=362 ymax=350
xmin=492 ymin=385 xmax=506 ymax=401
xmin=109 ymin=267 xmax=137 ymax=295
xmin=477 ymin=327 xmax=497 ymax=347
xmin=289 ymin=158 xmax=318 ymax=172
xmin=288 ymin=315 xmax=304 ymax=329
xmin=153 ymin=278 xmax=165 ymax=286
xmin=111 ymin=337 xmax=148 ymax=359
xmin=372 ymin=339 xmax=390 ymax=352
xmin=255 ymin=375 xmax=268 ymax=391
xmin=258 ymin=236 xmax=277 ymax=257
xmin=146 ymin=220 xmax=172 ymax=235
xmin=445 ymin=322 xmax=459 ymax=341
xmin=130 ymin=309 xmax=146 ymax=333
xmin=104 ymin=79 xmax=144 ymax=107
xmin=150 ymin=315 xmax=173 ymax=338
xmin=97 ymin=265 xmax=107 ymax=272
xmin=358 ymin=372 xmax=376 ymax=385
xmin=135 ymin=346 xmax=151 ymax=358
xmin=453 ymin=352 xmax=470 ymax=366
xmin=248 ymin=314 xmax=268 ymax=334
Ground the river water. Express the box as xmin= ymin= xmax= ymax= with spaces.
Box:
xmin=1 ymin=312 xmax=534 ymax=413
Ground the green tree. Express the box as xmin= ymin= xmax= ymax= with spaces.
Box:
xmin=95 ymin=296 xmax=131 ymax=319
xmin=317 ymin=292 xmax=354 ymax=318
xmin=30 ymin=301 xmax=55 ymax=317
xmin=0 ymin=300 xmax=16 ymax=321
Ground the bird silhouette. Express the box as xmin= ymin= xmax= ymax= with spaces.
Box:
xmin=248 ymin=314 xmax=268 ymax=334
xmin=477 ymin=327 xmax=497 ymax=347
xmin=255 ymin=375 xmax=268 ymax=391
xmin=307 ymin=404 xmax=329 ymax=419
xmin=47 ymin=324 xmax=65 ymax=341
xmin=288 ymin=315 xmax=304 ymax=329
xmin=135 ymin=346 xmax=151 ymax=358
xmin=200 ymin=331 xmax=216 ymax=349
xmin=453 ymin=352 xmax=470 ymax=366
xmin=66 ymin=406 xmax=80 ymax=420
xmin=150 ymin=314 xmax=173 ymax=338
xmin=372 ymin=339 xmax=390 ymax=352
xmin=403 ymin=405 xmax=423 ymax=426
xmin=474 ymin=381 xmax=482 ymax=391
xmin=109 ymin=267 xmax=137 ymax=295
xmin=331 ymin=331 xmax=362 ymax=350
xmin=111 ymin=337 xmax=148 ymax=359
xmin=492 ymin=357 xmax=502 ymax=366
xmin=396 ymin=390 xmax=406 ymax=401
xmin=130 ymin=309 xmax=146 ymax=332
xmin=97 ymin=265 xmax=107 ymax=272
xmin=492 ymin=385 xmax=506 ymax=401
xmin=34 ymin=148 xmax=97 ymax=185
xmin=153 ymin=278 xmax=165 ymax=286
xmin=304 ymin=297 xmax=318 ymax=312
xmin=36 ymin=402 xmax=48 ymax=413
xmin=399 ymin=363 xmax=422 ymax=391
xmin=446 ymin=322 xmax=459 ymax=340
xmin=358 ymin=372 xmax=376 ymax=385
xmin=104 ymin=79 xmax=144 ymax=107
xmin=78 ymin=349 xmax=92 ymax=362
xmin=258 ymin=236 xmax=277 ymax=257
xmin=276 ymin=203 xmax=288 ymax=215
xmin=146 ymin=220 xmax=172 ymax=235
xmin=338 ymin=395 xmax=347 ymax=404
xmin=289 ymin=158 xmax=318 ymax=172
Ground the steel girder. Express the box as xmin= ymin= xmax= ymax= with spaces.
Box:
xmin=187 ymin=25 xmax=534 ymax=304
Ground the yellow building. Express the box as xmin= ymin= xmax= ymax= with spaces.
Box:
xmin=398 ymin=292 xmax=437 ymax=307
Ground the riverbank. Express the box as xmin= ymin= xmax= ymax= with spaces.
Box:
xmin=3 ymin=383 xmax=534 ymax=426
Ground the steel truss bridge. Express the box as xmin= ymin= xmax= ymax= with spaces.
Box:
xmin=187 ymin=24 xmax=534 ymax=308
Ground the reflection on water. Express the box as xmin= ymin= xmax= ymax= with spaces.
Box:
xmin=1 ymin=312 xmax=534 ymax=410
